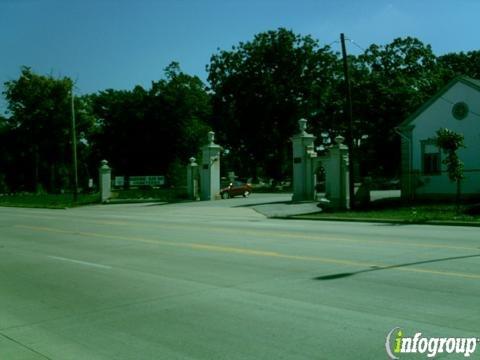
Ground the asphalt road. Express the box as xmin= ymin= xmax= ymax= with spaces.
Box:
xmin=1 ymin=194 xmax=479 ymax=359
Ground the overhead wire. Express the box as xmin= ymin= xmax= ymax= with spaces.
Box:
xmin=440 ymin=96 xmax=480 ymax=118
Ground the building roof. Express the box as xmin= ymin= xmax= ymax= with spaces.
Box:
xmin=466 ymin=77 xmax=480 ymax=88
xmin=398 ymin=76 xmax=480 ymax=129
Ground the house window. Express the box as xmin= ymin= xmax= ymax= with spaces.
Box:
xmin=452 ymin=102 xmax=469 ymax=120
xmin=422 ymin=143 xmax=441 ymax=175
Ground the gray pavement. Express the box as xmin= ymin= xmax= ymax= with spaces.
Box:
xmin=251 ymin=200 xmax=321 ymax=218
xmin=242 ymin=190 xmax=401 ymax=218
xmin=0 ymin=193 xmax=479 ymax=359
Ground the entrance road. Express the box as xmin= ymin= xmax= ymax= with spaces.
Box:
xmin=1 ymin=194 xmax=479 ymax=359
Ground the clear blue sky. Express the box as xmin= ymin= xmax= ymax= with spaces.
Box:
xmin=1 ymin=0 xmax=479 ymax=114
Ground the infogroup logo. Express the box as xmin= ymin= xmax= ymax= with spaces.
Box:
xmin=385 ymin=327 xmax=479 ymax=359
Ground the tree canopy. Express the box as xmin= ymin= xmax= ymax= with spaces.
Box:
xmin=438 ymin=50 xmax=480 ymax=80
xmin=351 ymin=37 xmax=445 ymax=176
xmin=89 ymin=62 xmax=211 ymax=183
xmin=1 ymin=30 xmax=478 ymax=193
xmin=208 ymin=28 xmax=340 ymax=179
xmin=2 ymin=67 xmax=78 ymax=192
xmin=1 ymin=64 xmax=212 ymax=191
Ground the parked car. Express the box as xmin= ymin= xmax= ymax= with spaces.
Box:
xmin=220 ymin=181 xmax=252 ymax=199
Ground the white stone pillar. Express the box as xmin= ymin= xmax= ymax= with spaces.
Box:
xmin=324 ymin=136 xmax=349 ymax=209
xmin=187 ymin=157 xmax=199 ymax=200
xmin=99 ymin=160 xmax=111 ymax=203
xmin=200 ymin=131 xmax=221 ymax=201
xmin=291 ymin=119 xmax=318 ymax=202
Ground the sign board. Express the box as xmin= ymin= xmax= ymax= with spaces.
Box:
xmin=129 ymin=176 xmax=165 ymax=186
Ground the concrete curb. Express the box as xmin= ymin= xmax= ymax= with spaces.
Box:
xmin=276 ymin=214 xmax=480 ymax=227
xmin=105 ymin=199 xmax=169 ymax=205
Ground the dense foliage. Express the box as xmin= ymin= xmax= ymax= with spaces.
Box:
xmin=89 ymin=62 xmax=211 ymax=182
xmin=208 ymin=29 xmax=340 ymax=179
xmin=435 ymin=128 xmax=465 ymax=209
xmin=2 ymin=67 xmax=93 ymax=192
xmin=1 ymin=30 xmax=479 ymax=193
xmin=435 ymin=128 xmax=465 ymax=182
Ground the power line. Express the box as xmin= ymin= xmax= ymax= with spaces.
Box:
xmin=346 ymin=38 xmax=366 ymax=52
xmin=326 ymin=40 xmax=339 ymax=47
xmin=326 ymin=38 xmax=366 ymax=53
xmin=440 ymin=96 xmax=480 ymax=117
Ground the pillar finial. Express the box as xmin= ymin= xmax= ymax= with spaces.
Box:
xmin=208 ymin=131 xmax=215 ymax=145
xmin=298 ymin=119 xmax=308 ymax=135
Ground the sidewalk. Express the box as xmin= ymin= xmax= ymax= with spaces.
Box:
xmin=246 ymin=191 xmax=480 ymax=227
xmin=252 ymin=201 xmax=321 ymax=218
xmin=250 ymin=190 xmax=401 ymax=218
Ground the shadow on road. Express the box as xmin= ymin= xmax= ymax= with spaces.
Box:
xmin=372 ymin=222 xmax=415 ymax=226
xmin=233 ymin=200 xmax=293 ymax=208
xmin=313 ymin=253 xmax=480 ymax=281
xmin=142 ymin=200 xmax=192 ymax=207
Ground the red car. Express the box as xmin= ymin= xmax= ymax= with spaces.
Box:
xmin=220 ymin=181 xmax=252 ymax=199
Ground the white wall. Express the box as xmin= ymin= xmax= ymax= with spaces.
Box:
xmin=411 ymin=82 xmax=480 ymax=195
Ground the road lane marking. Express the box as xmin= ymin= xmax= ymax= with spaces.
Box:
xmin=397 ymin=266 xmax=480 ymax=280
xmin=15 ymin=225 xmax=480 ymax=280
xmin=48 ymin=255 xmax=112 ymax=269
xmin=4 ymin=211 xmax=478 ymax=251
xmin=12 ymin=225 xmax=387 ymax=269
xmin=167 ymin=225 xmax=479 ymax=252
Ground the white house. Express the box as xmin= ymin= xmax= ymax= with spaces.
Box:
xmin=397 ymin=76 xmax=480 ymax=200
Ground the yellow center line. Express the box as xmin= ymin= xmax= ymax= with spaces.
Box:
xmin=5 ymin=212 xmax=478 ymax=251
xmin=86 ymin=219 xmax=480 ymax=252
xmin=14 ymin=224 xmax=480 ymax=280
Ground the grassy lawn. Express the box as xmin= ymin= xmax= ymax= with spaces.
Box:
xmin=0 ymin=193 xmax=100 ymax=209
xmin=303 ymin=198 xmax=480 ymax=224
xmin=0 ymin=188 xmax=187 ymax=208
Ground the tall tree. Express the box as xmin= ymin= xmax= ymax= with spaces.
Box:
xmin=2 ymin=67 xmax=81 ymax=192
xmin=438 ymin=51 xmax=480 ymax=80
xmin=150 ymin=62 xmax=211 ymax=176
xmin=354 ymin=37 xmax=444 ymax=177
xmin=208 ymin=28 xmax=341 ymax=180
xmin=89 ymin=87 xmax=149 ymax=176
xmin=89 ymin=62 xmax=211 ymax=183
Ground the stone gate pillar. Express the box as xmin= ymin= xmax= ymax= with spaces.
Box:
xmin=99 ymin=159 xmax=112 ymax=203
xmin=187 ymin=157 xmax=199 ymax=200
xmin=200 ymin=131 xmax=221 ymax=200
xmin=291 ymin=119 xmax=318 ymax=201
xmin=323 ymin=136 xmax=349 ymax=209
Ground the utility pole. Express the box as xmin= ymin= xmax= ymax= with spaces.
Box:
xmin=340 ymin=33 xmax=356 ymax=209
xmin=71 ymin=86 xmax=79 ymax=202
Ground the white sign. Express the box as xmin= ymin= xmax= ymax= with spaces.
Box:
xmin=129 ymin=176 xmax=165 ymax=186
